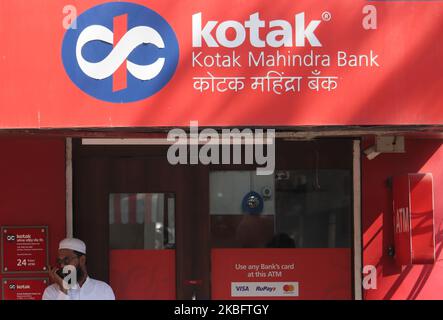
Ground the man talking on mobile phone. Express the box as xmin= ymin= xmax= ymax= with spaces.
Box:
xmin=42 ymin=238 xmax=115 ymax=300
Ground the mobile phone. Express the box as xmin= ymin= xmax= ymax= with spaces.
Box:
xmin=56 ymin=268 xmax=67 ymax=279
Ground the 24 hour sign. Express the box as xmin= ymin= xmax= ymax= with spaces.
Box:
xmin=1 ymin=227 xmax=48 ymax=273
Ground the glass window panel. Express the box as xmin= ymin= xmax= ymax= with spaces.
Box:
xmin=210 ymin=171 xmax=275 ymax=215
xmin=109 ymin=193 xmax=175 ymax=250
xmin=210 ymin=170 xmax=351 ymax=248
xmin=275 ymin=170 xmax=352 ymax=248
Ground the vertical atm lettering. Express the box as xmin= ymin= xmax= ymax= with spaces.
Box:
xmin=392 ymin=174 xmax=435 ymax=265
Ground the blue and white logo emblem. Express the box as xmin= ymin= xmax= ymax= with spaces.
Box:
xmin=62 ymin=2 xmax=179 ymax=103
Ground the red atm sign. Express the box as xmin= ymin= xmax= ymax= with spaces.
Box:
xmin=393 ymin=174 xmax=435 ymax=265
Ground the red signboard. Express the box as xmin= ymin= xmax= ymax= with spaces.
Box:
xmin=392 ymin=174 xmax=435 ymax=265
xmin=0 ymin=1 xmax=443 ymax=128
xmin=1 ymin=227 xmax=48 ymax=273
xmin=410 ymin=174 xmax=435 ymax=264
xmin=2 ymin=278 xmax=48 ymax=300
xmin=211 ymin=248 xmax=352 ymax=300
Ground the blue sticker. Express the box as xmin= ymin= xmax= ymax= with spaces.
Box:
xmin=62 ymin=2 xmax=179 ymax=103
xmin=242 ymin=191 xmax=264 ymax=215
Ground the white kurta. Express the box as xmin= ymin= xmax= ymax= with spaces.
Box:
xmin=42 ymin=277 xmax=115 ymax=300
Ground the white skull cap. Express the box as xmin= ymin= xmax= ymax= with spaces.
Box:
xmin=59 ymin=238 xmax=86 ymax=254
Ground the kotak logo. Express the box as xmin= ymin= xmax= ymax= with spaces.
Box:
xmin=62 ymin=2 xmax=179 ymax=103
xmin=193 ymin=12 xmax=322 ymax=48
xmin=76 ymin=24 xmax=166 ymax=81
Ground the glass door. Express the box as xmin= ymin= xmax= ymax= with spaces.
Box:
xmin=73 ymin=142 xmax=209 ymax=300
xmin=207 ymin=139 xmax=354 ymax=300
xmin=108 ymin=193 xmax=176 ymax=299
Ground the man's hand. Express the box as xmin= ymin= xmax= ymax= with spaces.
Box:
xmin=48 ymin=266 xmax=68 ymax=295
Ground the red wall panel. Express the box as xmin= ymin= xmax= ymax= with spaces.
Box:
xmin=110 ymin=250 xmax=176 ymax=300
xmin=363 ymin=138 xmax=443 ymax=300
xmin=0 ymin=137 xmax=66 ymax=299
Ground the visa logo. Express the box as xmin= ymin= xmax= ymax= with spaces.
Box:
xmin=235 ymin=286 xmax=250 ymax=292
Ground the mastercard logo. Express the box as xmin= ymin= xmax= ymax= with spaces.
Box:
xmin=283 ymin=284 xmax=295 ymax=292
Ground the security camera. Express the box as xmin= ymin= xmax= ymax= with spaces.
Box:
xmin=363 ymin=145 xmax=381 ymax=160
